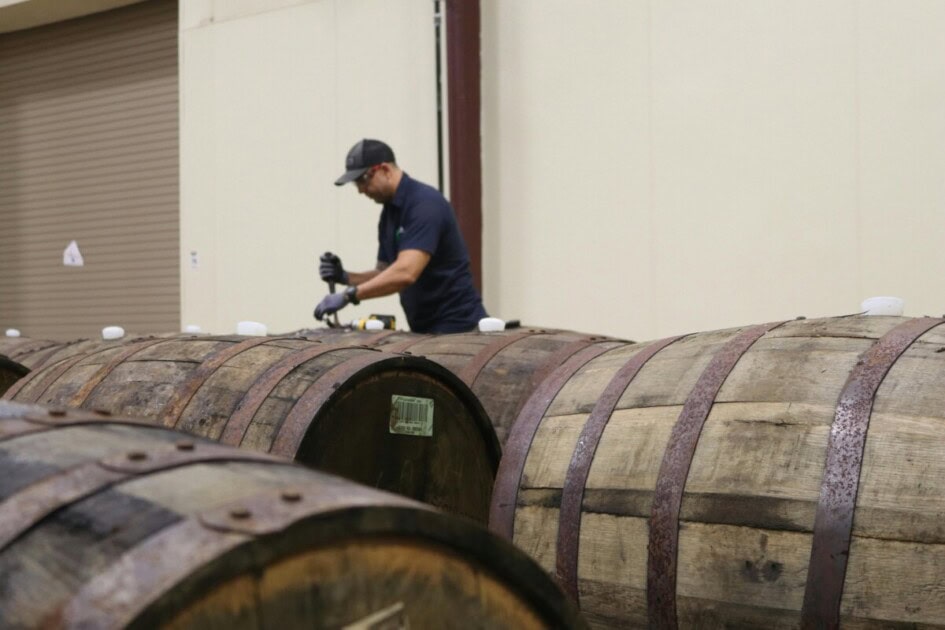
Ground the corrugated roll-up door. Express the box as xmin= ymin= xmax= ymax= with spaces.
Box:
xmin=0 ymin=0 xmax=179 ymax=341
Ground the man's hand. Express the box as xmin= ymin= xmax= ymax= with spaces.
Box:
xmin=314 ymin=292 xmax=349 ymax=321
xmin=319 ymin=252 xmax=349 ymax=284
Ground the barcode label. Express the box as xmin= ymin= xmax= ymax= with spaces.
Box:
xmin=389 ymin=395 xmax=434 ymax=437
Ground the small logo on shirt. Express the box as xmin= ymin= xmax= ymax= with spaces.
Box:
xmin=395 ymin=227 xmax=405 ymax=244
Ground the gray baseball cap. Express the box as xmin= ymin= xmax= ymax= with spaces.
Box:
xmin=335 ymin=139 xmax=396 ymax=185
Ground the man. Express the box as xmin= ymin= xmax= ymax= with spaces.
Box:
xmin=314 ymin=139 xmax=487 ymax=333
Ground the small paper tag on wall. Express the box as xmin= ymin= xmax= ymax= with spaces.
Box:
xmin=389 ymin=395 xmax=434 ymax=437
xmin=63 ymin=240 xmax=84 ymax=267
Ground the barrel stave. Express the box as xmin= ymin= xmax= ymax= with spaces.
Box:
xmin=86 ymin=359 xmax=198 ymax=417
xmin=855 ymin=409 xmax=945 ymax=542
xmin=717 ymin=335 xmax=874 ymax=404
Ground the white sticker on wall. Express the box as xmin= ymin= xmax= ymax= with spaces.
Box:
xmin=389 ymin=395 xmax=434 ymax=437
xmin=63 ymin=240 xmax=84 ymax=267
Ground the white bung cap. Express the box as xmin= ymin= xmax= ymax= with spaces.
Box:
xmin=184 ymin=324 xmax=202 ymax=334
xmin=236 ymin=321 xmax=267 ymax=336
xmin=478 ymin=317 xmax=506 ymax=332
xmin=5 ymin=329 xmax=21 ymax=337
xmin=365 ymin=319 xmax=385 ymax=331
xmin=102 ymin=326 xmax=125 ymax=340
xmin=861 ymin=296 xmax=904 ymax=316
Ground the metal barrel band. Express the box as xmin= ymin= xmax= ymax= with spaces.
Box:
xmin=0 ymin=418 xmax=56 ymax=442
xmin=198 ymin=485 xmax=418 ymax=537
xmin=556 ymin=335 xmax=685 ymax=601
xmin=0 ymin=399 xmax=35 ymax=419
xmin=489 ymin=341 xmax=624 ymax=540
xmin=271 ymin=352 xmax=394 ymax=458
xmin=458 ymin=331 xmax=544 ymax=387
xmin=159 ymin=336 xmax=295 ymax=428
xmin=220 ymin=343 xmax=357 ymax=446
xmin=0 ymin=440 xmax=287 ymax=553
xmin=800 ymin=316 xmax=944 ymax=630
xmin=69 ymin=337 xmax=171 ymax=407
xmin=60 ymin=486 xmax=423 ymax=628
xmin=647 ymin=321 xmax=785 ymax=629
xmin=0 ymin=409 xmax=156 ymax=444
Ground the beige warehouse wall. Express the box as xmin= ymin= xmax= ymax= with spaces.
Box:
xmin=182 ymin=1 xmax=945 ymax=339
xmin=482 ymin=1 xmax=945 ymax=340
xmin=180 ymin=0 xmax=440 ymax=334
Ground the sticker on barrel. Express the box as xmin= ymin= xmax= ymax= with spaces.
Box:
xmin=389 ymin=395 xmax=434 ymax=437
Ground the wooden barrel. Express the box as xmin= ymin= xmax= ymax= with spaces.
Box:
xmin=490 ymin=315 xmax=945 ymax=628
xmin=4 ymin=335 xmax=499 ymax=523
xmin=294 ymin=327 xmax=625 ymax=445
xmin=0 ymin=400 xmax=586 ymax=629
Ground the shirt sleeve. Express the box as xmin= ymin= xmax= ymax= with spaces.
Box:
xmin=398 ymin=198 xmax=446 ymax=256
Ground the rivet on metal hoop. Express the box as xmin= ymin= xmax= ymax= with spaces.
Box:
xmin=281 ymin=490 xmax=302 ymax=503
xmin=229 ymin=508 xmax=252 ymax=520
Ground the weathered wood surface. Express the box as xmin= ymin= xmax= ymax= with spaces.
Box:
xmin=295 ymin=326 xmax=626 ymax=445
xmin=3 ymin=336 xmax=498 ymax=523
xmin=0 ymin=336 xmax=64 ymax=367
xmin=0 ymin=334 xmax=187 ymax=399
xmin=490 ymin=315 xmax=945 ymax=629
xmin=0 ymin=334 xmax=176 ymax=371
xmin=0 ymin=400 xmax=586 ymax=629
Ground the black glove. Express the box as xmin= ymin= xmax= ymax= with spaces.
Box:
xmin=314 ymin=292 xmax=349 ymax=321
xmin=319 ymin=252 xmax=349 ymax=284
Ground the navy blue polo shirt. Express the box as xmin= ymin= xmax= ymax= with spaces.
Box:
xmin=377 ymin=173 xmax=486 ymax=333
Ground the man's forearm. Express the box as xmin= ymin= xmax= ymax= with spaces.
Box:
xmin=346 ymin=268 xmax=383 ymax=286
xmin=349 ymin=251 xmax=428 ymax=301
xmin=352 ymin=266 xmax=414 ymax=300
